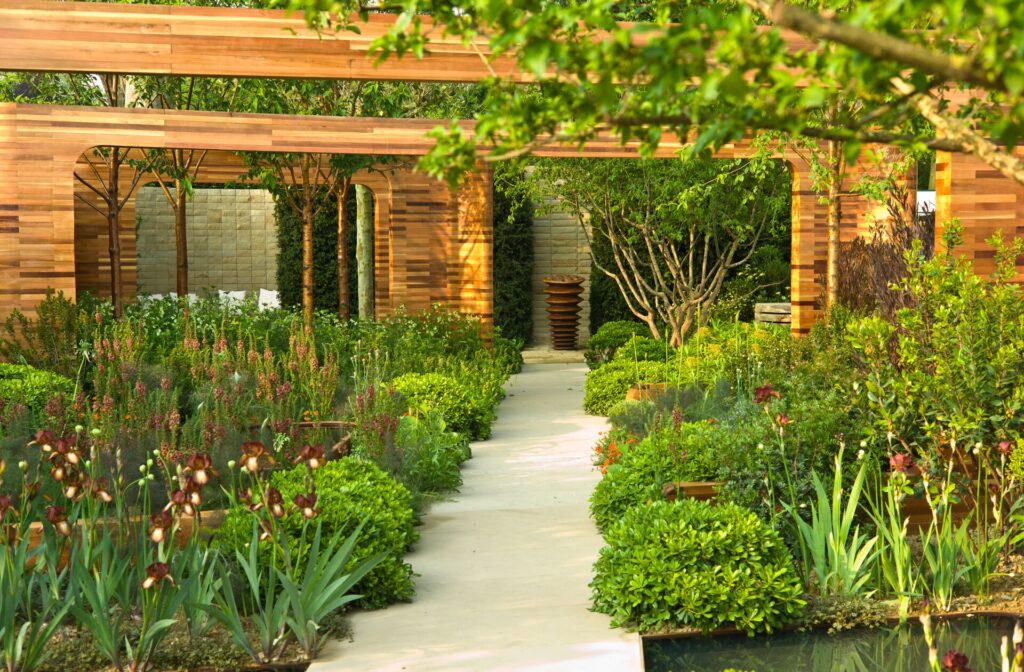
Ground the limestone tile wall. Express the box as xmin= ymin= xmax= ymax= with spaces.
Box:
xmin=135 ymin=187 xmax=277 ymax=296
xmin=531 ymin=202 xmax=592 ymax=348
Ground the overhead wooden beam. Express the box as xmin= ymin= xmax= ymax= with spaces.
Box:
xmin=0 ymin=0 xmax=521 ymax=82
xmin=0 ymin=1 xmax=829 ymax=83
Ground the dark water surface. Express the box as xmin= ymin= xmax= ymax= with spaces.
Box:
xmin=644 ymin=616 xmax=1020 ymax=672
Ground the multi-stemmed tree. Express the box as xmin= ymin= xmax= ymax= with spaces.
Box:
xmin=529 ymin=155 xmax=790 ymax=345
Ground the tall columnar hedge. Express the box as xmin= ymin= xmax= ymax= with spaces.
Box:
xmin=492 ymin=177 xmax=533 ymax=344
xmin=274 ymin=186 xmax=367 ymax=316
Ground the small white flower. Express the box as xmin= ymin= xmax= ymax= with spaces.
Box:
xmin=886 ymin=431 xmax=895 ymax=441
xmin=227 ymin=460 xmax=237 ymax=469
xmin=139 ymin=464 xmax=147 ymax=474
xmin=74 ymin=424 xmax=84 ymax=434
xmin=17 ymin=460 xmax=28 ymax=470
xmin=91 ymin=428 xmax=102 ymax=437
xmin=757 ymin=443 xmax=765 ymax=451
xmin=859 ymin=440 xmax=868 ymax=449
xmin=974 ymin=441 xmax=983 ymax=450
xmin=857 ymin=450 xmax=865 ymax=460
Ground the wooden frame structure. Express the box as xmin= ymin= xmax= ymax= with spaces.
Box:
xmin=7 ymin=1 xmax=1015 ymax=336
xmin=0 ymin=103 xmax=903 ymax=334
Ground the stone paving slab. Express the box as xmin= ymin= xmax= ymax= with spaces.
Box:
xmin=309 ymin=363 xmax=643 ymax=672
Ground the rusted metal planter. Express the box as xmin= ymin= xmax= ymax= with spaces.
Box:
xmin=543 ymin=274 xmax=585 ymax=350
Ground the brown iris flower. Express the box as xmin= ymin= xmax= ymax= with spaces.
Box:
xmin=185 ymin=453 xmax=216 ymax=486
xmin=295 ymin=444 xmax=325 ymax=470
xmin=46 ymin=505 xmax=71 ymax=537
xmin=240 ymin=441 xmax=275 ymax=473
xmin=940 ymin=650 xmax=971 ymax=672
xmin=265 ymin=487 xmax=286 ymax=518
xmin=142 ymin=562 xmax=175 ymax=590
xmin=149 ymin=510 xmax=174 ymax=544
xmin=165 ymin=489 xmax=196 ymax=517
xmin=87 ymin=476 xmax=113 ymax=503
xmin=753 ymin=384 xmax=781 ymax=405
xmin=293 ymin=492 xmax=318 ymax=519
xmin=30 ymin=429 xmax=56 ymax=450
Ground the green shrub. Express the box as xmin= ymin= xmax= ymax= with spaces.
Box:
xmin=584 ymin=320 xmax=649 ymax=369
xmin=606 ymin=400 xmax=658 ymax=439
xmin=394 ymin=412 xmax=471 ymax=495
xmin=612 ymin=335 xmax=674 ymax=363
xmin=391 ymin=372 xmax=493 ymax=440
xmin=590 ymin=421 xmax=720 ymax=531
xmin=0 ymin=363 xmax=74 ymax=419
xmin=591 ymin=499 xmax=805 ymax=633
xmin=493 ymin=171 xmax=534 ymax=345
xmin=583 ymin=360 xmax=668 ymax=416
xmin=0 ymin=289 xmax=95 ymax=380
xmin=216 ymin=458 xmax=417 ymax=609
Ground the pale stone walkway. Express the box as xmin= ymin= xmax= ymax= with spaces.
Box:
xmin=311 ymin=363 xmax=644 ymax=672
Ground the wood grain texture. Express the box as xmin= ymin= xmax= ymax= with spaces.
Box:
xmin=935 ymin=149 xmax=1024 ymax=281
xmin=0 ymin=1 xmax=827 ymax=84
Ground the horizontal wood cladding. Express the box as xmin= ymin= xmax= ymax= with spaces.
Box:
xmin=0 ymin=103 xmax=912 ymax=335
xmin=0 ymin=0 xmax=519 ymax=82
xmin=935 ymin=150 xmax=1024 ymax=281
xmin=0 ymin=1 xmax=827 ymax=84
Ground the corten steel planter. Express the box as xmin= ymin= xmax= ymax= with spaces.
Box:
xmin=544 ymin=274 xmax=585 ymax=350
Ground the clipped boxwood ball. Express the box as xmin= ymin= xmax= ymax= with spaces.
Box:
xmin=583 ymin=360 xmax=669 ymax=416
xmin=591 ymin=499 xmax=804 ymax=634
xmin=216 ymin=457 xmax=418 ymax=609
xmin=390 ymin=372 xmax=492 ymax=441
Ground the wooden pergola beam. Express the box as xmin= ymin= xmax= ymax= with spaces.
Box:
xmin=0 ymin=1 xmax=826 ymax=83
xmin=0 ymin=0 xmax=520 ymax=82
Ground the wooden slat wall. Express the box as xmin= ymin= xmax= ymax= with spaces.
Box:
xmin=0 ymin=103 xmax=908 ymax=335
xmin=935 ymin=150 xmax=1024 ymax=280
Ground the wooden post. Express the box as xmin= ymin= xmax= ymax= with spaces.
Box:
xmin=355 ymin=184 xmax=374 ymax=319
xmin=337 ymin=182 xmax=350 ymax=320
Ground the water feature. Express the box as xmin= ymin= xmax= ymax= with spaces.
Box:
xmin=644 ymin=615 xmax=1019 ymax=672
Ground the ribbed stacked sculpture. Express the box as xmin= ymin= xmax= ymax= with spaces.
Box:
xmin=543 ymin=274 xmax=585 ymax=350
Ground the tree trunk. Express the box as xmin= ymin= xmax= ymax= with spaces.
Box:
xmin=175 ymin=180 xmax=189 ymax=296
xmin=302 ymin=196 xmax=315 ymax=330
xmin=337 ymin=183 xmax=349 ymax=320
xmin=355 ymin=184 xmax=374 ymax=320
xmin=108 ymin=150 xmax=123 ymax=317
xmin=825 ymin=139 xmax=843 ymax=312
xmin=299 ymin=155 xmax=315 ymax=331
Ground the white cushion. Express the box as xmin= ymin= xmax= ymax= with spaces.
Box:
xmin=218 ymin=290 xmax=246 ymax=306
xmin=258 ymin=288 xmax=280 ymax=310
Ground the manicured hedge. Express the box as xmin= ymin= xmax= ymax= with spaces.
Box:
xmin=589 ymin=421 xmax=720 ymax=531
xmin=493 ymin=176 xmax=533 ymax=345
xmin=584 ymin=320 xmax=649 ymax=369
xmin=216 ymin=458 xmax=417 ymax=609
xmin=583 ymin=360 xmax=669 ymax=416
xmin=391 ymin=372 xmax=494 ymax=441
xmin=591 ymin=499 xmax=804 ymax=634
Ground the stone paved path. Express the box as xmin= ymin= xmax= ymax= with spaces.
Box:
xmin=310 ymin=362 xmax=643 ymax=672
